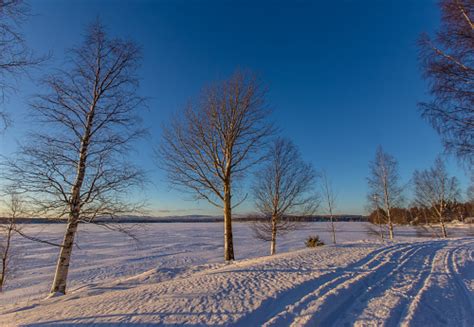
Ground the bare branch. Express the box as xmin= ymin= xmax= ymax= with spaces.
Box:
xmin=252 ymin=138 xmax=319 ymax=255
xmin=0 ymin=0 xmax=46 ymax=131
xmin=1 ymin=20 xmax=146 ymax=296
xmin=321 ymin=170 xmax=338 ymax=244
xmin=412 ymin=156 xmax=461 ymax=237
xmin=366 ymin=146 xmax=404 ymax=239
xmin=157 ymin=71 xmax=275 ymax=261
xmin=418 ymin=0 xmax=474 ymax=164
xmin=0 ymin=187 xmax=23 ymax=291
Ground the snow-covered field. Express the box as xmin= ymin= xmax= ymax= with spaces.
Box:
xmin=0 ymin=222 xmax=473 ymax=326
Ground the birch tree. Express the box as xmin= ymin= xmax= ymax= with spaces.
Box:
xmin=418 ymin=0 xmax=474 ymax=164
xmin=367 ymin=146 xmax=404 ymax=240
xmin=2 ymin=21 xmax=145 ymax=296
xmin=0 ymin=188 xmax=22 ymax=292
xmin=158 ymin=71 xmax=274 ymax=261
xmin=413 ymin=156 xmax=461 ymax=238
xmin=252 ymin=138 xmax=318 ymax=255
xmin=321 ymin=171 xmax=337 ymax=244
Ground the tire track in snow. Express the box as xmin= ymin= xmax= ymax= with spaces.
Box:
xmin=237 ymin=242 xmax=419 ymax=326
xmin=446 ymin=243 xmax=474 ymax=326
xmin=257 ymin=240 xmax=473 ymax=327
xmin=234 ymin=243 xmax=407 ymax=327
xmin=450 ymin=243 xmax=474 ymax=308
xmin=401 ymin=239 xmax=474 ymax=327
xmin=287 ymin=242 xmax=429 ymax=327
xmin=339 ymin=241 xmax=443 ymax=326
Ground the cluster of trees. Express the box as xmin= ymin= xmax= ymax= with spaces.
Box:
xmin=369 ymin=201 xmax=474 ymax=226
xmin=366 ymin=0 xmax=474 ymax=240
xmin=0 ymin=1 xmax=325 ymax=295
xmin=367 ymin=148 xmax=469 ymax=240
xmin=0 ymin=0 xmax=472 ymax=298
xmin=157 ymin=73 xmax=330 ymax=260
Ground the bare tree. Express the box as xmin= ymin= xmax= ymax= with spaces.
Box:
xmin=0 ymin=0 xmax=43 ymax=130
xmin=413 ymin=156 xmax=461 ymax=238
xmin=158 ymin=71 xmax=274 ymax=261
xmin=367 ymin=146 xmax=404 ymax=240
xmin=0 ymin=187 xmax=23 ymax=292
xmin=2 ymin=21 xmax=146 ymax=296
xmin=252 ymin=138 xmax=318 ymax=255
xmin=418 ymin=0 xmax=474 ymax=164
xmin=321 ymin=171 xmax=337 ymax=244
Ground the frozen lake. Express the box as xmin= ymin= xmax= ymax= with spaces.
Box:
xmin=1 ymin=221 xmax=473 ymax=307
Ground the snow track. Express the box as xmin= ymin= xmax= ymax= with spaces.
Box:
xmin=264 ymin=240 xmax=474 ymax=326
xmin=1 ymin=238 xmax=473 ymax=326
xmin=257 ymin=239 xmax=474 ymax=327
xmin=260 ymin=243 xmax=432 ymax=326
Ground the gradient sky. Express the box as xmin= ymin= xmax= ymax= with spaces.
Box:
xmin=0 ymin=0 xmax=470 ymax=216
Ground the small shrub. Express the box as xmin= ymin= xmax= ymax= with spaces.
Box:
xmin=305 ymin=235 xmax=324 ymax=248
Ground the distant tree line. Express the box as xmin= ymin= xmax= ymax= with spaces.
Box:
xmin=368 ymin=201 xmax=474 ymax=226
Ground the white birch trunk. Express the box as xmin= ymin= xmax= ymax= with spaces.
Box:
xmin=49 ymin=104 xmax=95 ymax=295
xmin=49 ymin=218 xmax=78 ymax=295
xmin=270 ymin=215 xmax=277 ymax=255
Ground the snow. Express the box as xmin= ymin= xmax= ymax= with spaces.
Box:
xmin=0 ymin=222 xmax=473 ymax=326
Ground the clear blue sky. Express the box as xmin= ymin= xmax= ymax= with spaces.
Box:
xmin=0 ymin=0 xmax=470 ymax=215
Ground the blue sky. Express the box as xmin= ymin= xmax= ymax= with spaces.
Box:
xmin=0 ymin=0 xmax=470 ymax=215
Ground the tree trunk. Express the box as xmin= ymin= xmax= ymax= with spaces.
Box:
xmin=223 ymin=181 xmax=234 ymax=261
xmin=375 ymin=209 xmax=384 ymax=242
xmin=50 ymin=105 xmax=93 ymax=295
xmin=385 ymin=204 xmax=394 ymax=240
xmin=383 ymin=181 xmax=394 ymax=240
xmin=49 ymin=215 xmax=79 ymax=295
xmin=270 ymin=215 xmax=277 ymax=255
xmin=388 ymin=219 xmax=394 ymax=240
xmin=0 ymin=224 xmax=13 ymax=293
xmin=440 ymin=218 xmax=448 ymax=238
xmin=330 ymin=216 xmax=336 ymax=244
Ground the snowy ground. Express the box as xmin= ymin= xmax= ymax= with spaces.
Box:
xmin=0 ymin=222 xmax=473 ymax=326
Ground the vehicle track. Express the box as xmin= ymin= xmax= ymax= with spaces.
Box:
xmin=257 ymin=239 xmax=474 ymax=327
xmin=401 ymin=239 xmax=474 ymax=327
xmin=261 ymin=242 xmax=427 ymax=326
xmin=235 ymin=243 xmax=408 ymax=326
